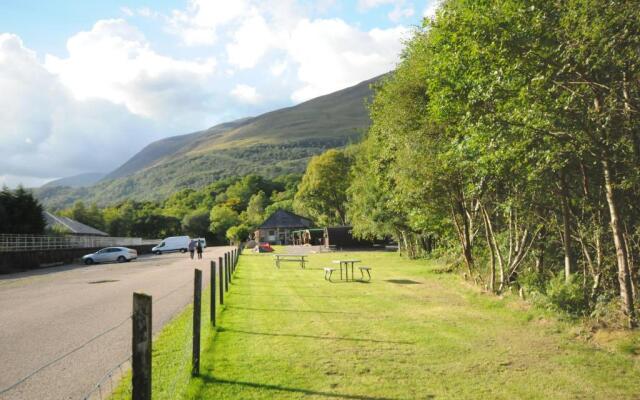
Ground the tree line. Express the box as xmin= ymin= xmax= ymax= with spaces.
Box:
xmin=57 ymin=174 xmax=301 ymax=244
xmin=333 ymin=0 xmax=640 ymax=329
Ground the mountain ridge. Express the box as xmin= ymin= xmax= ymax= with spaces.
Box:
xmin=35 ymin=74 xmax=383 ymax=209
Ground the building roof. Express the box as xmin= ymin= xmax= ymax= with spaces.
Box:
xmin=258 ymin=209 xmax=313 ymax=230
xmin=44 ymin=212 xmax=109 ymax=237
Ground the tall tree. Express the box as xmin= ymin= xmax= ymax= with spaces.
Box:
xmin=294 ymin=149 xmax=352 ymax=226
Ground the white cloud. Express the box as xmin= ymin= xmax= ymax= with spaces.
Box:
xmin=162 ymin=2 xmax=407 ymax=102
xmin=287 ymin=20 xmax=408 ymax=102
xmin=358 ymin=0 xmax=397 ymax=10
xmin=231 ymin=84 xmax=261 ymax=104
xmin=44 ymin=19 xmax=216 ymax=121
xmin=389 ymin=5 xmax=414 ymax=22
xmin=120 ymin=7 xmax=134 ymax=17
xmin=168 ymin=0 xmax=249 ymax=46
xmin=423 ymin=1 xmax=441 ymax=18
xmin=0 ymin=33 xmax=159 ymax=187
xmin=226 ymin=9 xmax=276 ymax=69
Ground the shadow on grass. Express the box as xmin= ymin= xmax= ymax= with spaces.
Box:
xmin=226 ymin=305 xmax=358 ymax=314
xmin=217 ymin=327 xmax=415 ymax=345
xmin=230 ymin=291 xmax=366 ymax=298
xmin=385 ymin=279 xmax=422 ymax=285
xmin=194 ymin=375 xmax=423 ymax=400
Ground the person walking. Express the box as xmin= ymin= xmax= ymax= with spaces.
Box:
xmin=188 ymin=239 xmax=196 ymax=260
xmin=196 ymin=240 xmax=203 ymax=260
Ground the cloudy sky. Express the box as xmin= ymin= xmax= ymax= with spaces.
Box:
xmin=0 ymin=0 xmax=436 ymax=188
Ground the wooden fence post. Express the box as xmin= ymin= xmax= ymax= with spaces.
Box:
xmin=132 ymin=293 xmax=152 ymax=400
xmin=210 ymin=260 xmax=216 ymax=326
xmin=192 ymin=269 xmax=202 ymax=376
xmin=227 ymin=252 xmax=232 ymax=283
xmin=218 ymin=256 xmax=224 ymax=305
xmin=224 ymin=253 xmax=231 ymax=292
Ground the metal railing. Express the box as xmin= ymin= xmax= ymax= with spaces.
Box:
xmin=0 ymin=234 xmax=160 ymax=252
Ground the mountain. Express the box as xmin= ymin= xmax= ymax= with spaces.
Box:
xmin=35 ymin=74 xmax=382 ymax=209
xmin=41 ymin=172 xmax=105 ymax=189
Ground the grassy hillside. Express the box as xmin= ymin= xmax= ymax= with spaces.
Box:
xmin=35 ymin=75 xmax=379 ymax=209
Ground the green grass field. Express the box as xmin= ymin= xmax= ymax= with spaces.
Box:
xmin=179 ymin=250 xmax=640 ymax=399
xmin=111 ymin=249 xmax=640 ymax=399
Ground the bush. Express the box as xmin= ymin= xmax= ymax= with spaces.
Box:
xmin=518 ymin=269 xmax=548 ymax=294
xmin=545 ymin=275 xmax=589 ymax=317
xmin=590 ymin=295 xmax=628 ymax=329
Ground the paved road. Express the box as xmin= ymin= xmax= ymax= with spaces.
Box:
xmin=0 ymin=246 xmax=233 ymax=400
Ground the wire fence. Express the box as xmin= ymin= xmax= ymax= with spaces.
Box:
xmin=0 ymin=246 xmax=241 ymax=400
xmin=0 ymin=234 xmax=160 ymax=252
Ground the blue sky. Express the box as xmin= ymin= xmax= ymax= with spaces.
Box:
xmin=0 ymin=0 xmax=436 ymax=187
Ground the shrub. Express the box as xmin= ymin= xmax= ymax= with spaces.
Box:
xmin=545 ymin=275 xmax=589 ymax=317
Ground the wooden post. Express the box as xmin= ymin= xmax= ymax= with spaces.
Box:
xmin=227 ymin=252 xmax=232 ymax=283
xmin=218 ymin=256 xmax=224 ymax=305
xmin=224 ymin=253 xmax=229 ymax=291
xmin=132 ymin=293 xmax=152 ymax=400
xmin=210 ymin=261 xmax=216 ymax=326
xmin=192 ymin=269 xmax=202 ymax=376
xmin=230 ymin=250 xmax=234 ymax=273
xmin=224 ymin=253 xmax=231 ymax=292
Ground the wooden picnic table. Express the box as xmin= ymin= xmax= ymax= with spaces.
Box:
xmin=274 ymin=254 xmax=307 ymax=269
xmin=332 ymin=259 xmax=361 ymax=281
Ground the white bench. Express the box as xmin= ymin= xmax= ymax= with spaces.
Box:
xmin=359 ymin=266 xmax=372 ymax=281
xmin=324 ymin=267 xmax=337 ymax=281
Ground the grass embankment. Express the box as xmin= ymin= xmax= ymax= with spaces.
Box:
xmin=112 ymin=250 xmax=640 ymax=399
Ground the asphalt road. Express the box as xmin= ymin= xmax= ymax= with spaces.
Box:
xmin=0 ymin=246 xmax=233 ymax=400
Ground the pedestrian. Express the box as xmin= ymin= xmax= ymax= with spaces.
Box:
xmin=188 ymin=239 xmax=196 ymax=260
xmin=196 ymin=240 xmax=203 ymax=260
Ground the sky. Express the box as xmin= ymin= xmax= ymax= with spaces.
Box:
xmin=0 ymin=0 xmax=438 ymax=188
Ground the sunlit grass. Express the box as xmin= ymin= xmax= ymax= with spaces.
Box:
xmin=173 ymin=250 xmax=640 ymax=399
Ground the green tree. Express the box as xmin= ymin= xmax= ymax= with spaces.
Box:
xmin=182 ymin=209 xmax=211 ymax=238
xmin=226 ymin=224 xmax=252 ymax=244
xmin=0 ymin=186 xmax=46 ymax=234
xmin=294 ymin=149 xmax=352 ymax=226
xmin=242 ymin=191 xmax=267 ymax=227
xmin=209 ymin=205 xmax=240 ymax=242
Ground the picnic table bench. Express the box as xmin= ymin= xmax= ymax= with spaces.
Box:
xmin=274 ymin=254 xmax=307 ymax=269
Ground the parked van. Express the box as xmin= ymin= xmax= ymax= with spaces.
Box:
xmin=152 ymin=236 xmax=191 ymax=255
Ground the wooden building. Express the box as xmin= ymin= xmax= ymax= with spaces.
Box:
xmin=255 ymin=210 xmax=313 ymax=245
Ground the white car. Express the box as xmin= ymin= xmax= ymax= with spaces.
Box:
xmin=82 ymin=247 xmax=138 ymax=265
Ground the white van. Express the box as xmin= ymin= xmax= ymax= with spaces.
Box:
xmin=152 ymin=236 xmax=191 ymax=255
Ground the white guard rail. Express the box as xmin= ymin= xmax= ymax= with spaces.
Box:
xmin=0 ymin=234 xmax=160 ymax=252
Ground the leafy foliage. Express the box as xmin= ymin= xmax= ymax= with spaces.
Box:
xmin=294 ymin=148 xmax=353 ymax=226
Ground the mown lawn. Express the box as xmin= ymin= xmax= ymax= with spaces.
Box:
xmin=170 ymin=249 xmax=640 ymax=400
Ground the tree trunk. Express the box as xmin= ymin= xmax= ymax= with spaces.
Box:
xmin=481 ymin=205 xmax=496 ymax=292
xmin=559 ymin=171 xmax=575 ymax=282
xmin=602 ymin=159 xmax=637 ymax=328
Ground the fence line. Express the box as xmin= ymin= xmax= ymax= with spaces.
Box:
xmin=81 ymin=356 xmax=132 ymax=400
xmin=0 ymin=234 xmax=159 ymax=252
